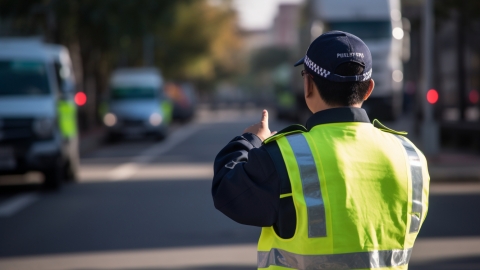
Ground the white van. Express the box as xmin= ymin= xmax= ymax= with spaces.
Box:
xmin=0 ymin=38 xmax=79 ymax=188
xmin=103 ymin=68 xmax=172 ymax=140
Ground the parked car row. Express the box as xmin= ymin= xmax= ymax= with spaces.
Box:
xmin=0 ymin=37 xmax=198 ymax=188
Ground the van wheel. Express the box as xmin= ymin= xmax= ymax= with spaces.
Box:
xmin=64 ymin=159 xmax=79 ymax=182
xmin=155 ymin=131 xmax=167 ymax=141
xmin=43 ymin=165 xmax=63 ymax=190
xmin=155 ymin=127 xmax=168 ymax=141
xmin=106 ymin=132 xmax=120 ymax=143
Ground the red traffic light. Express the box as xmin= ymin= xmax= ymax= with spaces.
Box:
xmin=469 ymin=89 xmax=479 ymax=104
xmin=75 ymin=92 xmax=87 ymax=106
xmin=426 ymin=89 xmax=438 ymax=104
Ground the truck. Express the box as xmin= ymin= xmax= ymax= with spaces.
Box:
xmin=290 ymin=0 xmax=405 ymax=122
xmin=0 ymin=38 xmax=79 ymax=188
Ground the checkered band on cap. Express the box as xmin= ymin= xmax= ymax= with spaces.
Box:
xmin=304 ymin=56 xmax=331 ymax=78
xmin=305 ymin=55 xmax=372 ymax=82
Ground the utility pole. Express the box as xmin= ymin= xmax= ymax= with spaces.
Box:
xmin=456 ymin=2 xmax=467 ymax=121
xmin=421 ymin=0 xmax=439 ymax=155
xmin=143 ymin=34 xmax=155 ymax=67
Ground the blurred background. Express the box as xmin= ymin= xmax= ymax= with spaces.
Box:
xmin=0 ymin=0 xmax=479 ymax=269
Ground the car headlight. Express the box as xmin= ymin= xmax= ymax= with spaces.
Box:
xmin=33 ymin=118 xmax=55 ymax=138
xmin=103 ymin=113 xmax=117 ymax=127
xmin=149 ymin=113 xmax=163 ymax=126
xmin=392 ymin=27 xmax=404 ymax=40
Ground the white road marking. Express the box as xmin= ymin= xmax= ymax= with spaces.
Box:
xmin=108 ymin=162 xmax=139 ymax=181
xmin=0 ymin=244 xmax=257 ymax=270
xmin=108 ymin=123 xmax=202 ymax=181
xmin=197 ymin=108 xmax=260 ymax=124
xmin=0 ymin=193 xmax=39 ymax=217
xmin=82 ymin=163 xmax=213 ymax=182
xmin=126 ymin=163 xmax=212 ymax=180
xmin=1 ymin=237 xmax=480 ymax=269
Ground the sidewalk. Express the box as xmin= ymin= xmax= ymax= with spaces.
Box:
xmin=386 ymin=116 xmax=480 ymax=182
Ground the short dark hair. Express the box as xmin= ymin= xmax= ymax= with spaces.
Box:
xmin=310 ymin=62 xmax=371 ymax=106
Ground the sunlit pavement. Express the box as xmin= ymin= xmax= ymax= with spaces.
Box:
xmin=0 ymin=109 xmax=479 ymax=269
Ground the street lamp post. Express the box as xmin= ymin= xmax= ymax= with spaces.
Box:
xmin=421 ymin=0 xmax=439 ymax=156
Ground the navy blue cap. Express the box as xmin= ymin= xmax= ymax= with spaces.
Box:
xmin=294 ymin=31 xmax=372 ymax=82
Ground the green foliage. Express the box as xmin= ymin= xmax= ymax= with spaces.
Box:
xmin=0 ymin=0 xmax=242 ymax=86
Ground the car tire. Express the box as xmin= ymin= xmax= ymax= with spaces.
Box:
xmin=155 ymin=131 xmax=167 ymax=141
xmin=64 ymin=159 xmax=79 ymax=182
xmin=106 ymin=132 xmax=120 ymax=143
xmin=43 ymin=164 xmax=63 ymax=190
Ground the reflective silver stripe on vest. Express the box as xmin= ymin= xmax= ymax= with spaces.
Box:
xmin=258 ymin=248 xmax=412 ymax=269
xmin=395 ymin=135 xmax=423 ymax=233
xmin=286 ymin=134 xmax=326 ymax=238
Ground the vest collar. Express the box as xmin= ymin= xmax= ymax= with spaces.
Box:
xmin=306 ymin=107 xmax=370 ymax=130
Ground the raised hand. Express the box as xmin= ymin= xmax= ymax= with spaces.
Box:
xmin=243 ymin=109 xmax=277 ymax=142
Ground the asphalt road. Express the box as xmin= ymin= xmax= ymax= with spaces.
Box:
xmin=0 ymin=109 xmax=480 ymax=270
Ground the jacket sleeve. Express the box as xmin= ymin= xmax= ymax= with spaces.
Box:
xmin=212 ymin=133 xmax=280 ymax=227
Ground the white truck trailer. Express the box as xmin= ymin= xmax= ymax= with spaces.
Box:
xmin=294 ymin=0 xmax=405 ymax=121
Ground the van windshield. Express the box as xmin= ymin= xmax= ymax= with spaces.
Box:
xmin=111 ymin=87 xmax=157 ymax=100
xmin=328 ymin=21 xmax=392 ymax=40
xmin=0 ymin=60 xmax=50 ymax=96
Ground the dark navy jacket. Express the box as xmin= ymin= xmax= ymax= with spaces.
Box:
xmin=212 ymin=107 xmax=371 ymax=238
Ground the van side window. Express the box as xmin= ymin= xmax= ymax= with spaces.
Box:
xmin=158 ymin=86 xmax=165 ymax=99
xmin=54 ymin=62 xmax=63 ymax=94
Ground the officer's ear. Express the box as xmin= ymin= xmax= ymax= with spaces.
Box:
xmin=304 ymin=74 xmax=315 ymax=98
xmin=363 ymin=79 xmax=375 ymax=101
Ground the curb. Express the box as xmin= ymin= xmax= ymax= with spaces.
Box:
xmin=427 ymin=153 xmax=480 ymax=182
xmin=429 ymin=166 xmax=480 ymax=182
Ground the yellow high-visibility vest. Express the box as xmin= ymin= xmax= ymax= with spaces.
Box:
xmin=57 ymin=100 xmax=77 ymax=138
xmin=259 ymin=121 xmax=429 ymax=270
xmin=160 ymin=100 xmax=173 ymax=124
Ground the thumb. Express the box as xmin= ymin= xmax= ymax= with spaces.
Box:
xmin=261 ymin=109 xmax=269 ymax=126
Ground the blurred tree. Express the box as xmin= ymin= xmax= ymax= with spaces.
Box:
xmin=156 ymin=0 xmax=243 ymax=81
xmin=0 ymin=0 xmax=243 ymax=126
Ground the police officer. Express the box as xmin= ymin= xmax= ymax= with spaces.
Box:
xmin=212 ymin=31 xmax=429 ymax=270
